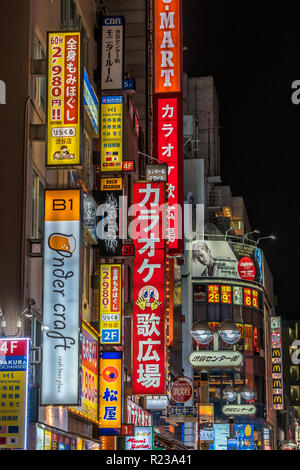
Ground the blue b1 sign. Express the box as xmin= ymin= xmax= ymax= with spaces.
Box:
xmin=101 ymin=330 xmax=120 ymax=344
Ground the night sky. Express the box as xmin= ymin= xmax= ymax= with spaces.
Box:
xmin=183 ymin=1 xmax=300 ymax=318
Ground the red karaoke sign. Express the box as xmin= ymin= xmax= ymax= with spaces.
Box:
xmin=132 ymin=182 xmax=166 ymax=395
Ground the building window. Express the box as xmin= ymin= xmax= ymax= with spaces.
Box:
xmin=32 ymin=172 xmax=44 ymax=239
xmin=61 ymin=0 xmax=89 ymax=69
xmin=33 ymin=36 xmax=46 ymax=113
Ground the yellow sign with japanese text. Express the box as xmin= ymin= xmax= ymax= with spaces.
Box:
xmin=99 ymin=264 xmax=122 ymax=345
xmin=100 ymin=96 xmax=123 ymax=172
xmin=47 ymin=32 xmax=81 ymax=166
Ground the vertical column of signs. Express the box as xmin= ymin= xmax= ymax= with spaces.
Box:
xmin=270 ymin=317 xmax=284 ymax=410
xmin=153 ymin=0 xmax=183 ymax=255
xmin=47 ymin=32 xmax=82 ymax=167
xmin=132 ymin=182 xmax=166 ymax=395
xmin=42 ymin=190 xmax=81 ymax=405
xmin=0 ymin=339 xmax=30 ymax=450
xmin=99 ymin=264 xmax=122 ymax=345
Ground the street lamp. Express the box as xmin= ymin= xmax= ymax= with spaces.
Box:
xmin=256 ymin=234 xmax=276 ymax=245
xmin=240 ymin=385 xmax=256 ymax=401
xmin=218 ymin=320 xmax=242 ymax=345
xmin=223 ymin=385 xmax=237 ymax=402
xmin=244 ymin=229 xmax=260 ymax=241
xmin=225 ymin=226 xmax=235 ymax=240
xmin=191 ymin=319 xmax=241 ymax=348
xmin=190 ymin=320 xmax=214 ymax=345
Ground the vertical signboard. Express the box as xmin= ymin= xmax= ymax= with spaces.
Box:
xmin=99 ymin=351 xmax=122 ymax=435
xmin=99 ymin=264 xmax=122 ymax=345
xmin=42 ymin=190 xmax=81 ymax=405
xmin=132 ymin=182 xmax=166 ymax=395
xmin=101 ymin=16 xmax=124 ymax=90
xmin=154 ymin=0 xmax=181 ymax=93
xmin=47 ymin=32 xmax=81 ymax=166
xmin=84 ymin=68 xmax=99 ymax=137
xmin=96 ymin=184 xmax=123 ymax=257
xmin=153 ymin=0 xmax=183 ymax=255
xmin=270 ymin=317 xmax=284 ymax=410
xmin=100 ymin=96 xmax=123 ymax=172
xmin=0 ymin=338 xmax=30 ymax=450
xmin=77 ymin=323 xmax=99 ymax=421
xmin=155 ymin=96 xmax=182 ymax=251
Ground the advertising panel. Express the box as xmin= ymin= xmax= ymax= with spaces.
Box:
xmin=77 ymin=323 xmax=98 ymax=421
xmin=154 ymin=0 xmax=181 ymax=93
xmin=0 ymin=338 xmax=30 ymax=450
xmin=99 ymin=351 xmax=122 ymax=435
xmin=47 ymin=32 xmax=81 ymax=166
xmin=42 ymin=190 xmax=81 ymax=405
xmin=199 ymin=404 xmax=214 ymax=442
xmin=100 ymin=96 xmax=123 ymax=172
xmin=270 ymin=316 xmax=284 ymax=410
xmin=101 ymin=16 xmax=124 ymax=90
xmin=192 ymin=240 xmax=263 ymax=284
xmin=125 ymin=426 xmax=154 ymax=451
xmin=132 ymin=182 xmax=166 ymax=395
xmin=84 ymin=68 xmax=99 ymax=137
xmin=234 ymin=424 xmax=255 ymax=450
xmin=210 ymin=423 xmax=230 ymax=451
xmin=96 ymin=187 xmax=123 ymax=257
xmin=99 ymin=264 xmax=122 ymax=345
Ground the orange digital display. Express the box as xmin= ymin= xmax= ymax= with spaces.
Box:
xmin=208 ymin=285 xmax=219 ymax=303
xmin=221 ymin=285 xmax=232 ymax=304
xmin=252 ymin=290 xmax=259 ymax=308
xmin=154 ymin=0 xmax=181 ymax=93
xmin=243 ymin=288 xmax=252 ymax=307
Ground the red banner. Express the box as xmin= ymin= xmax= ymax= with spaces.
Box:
xmin=132 ymin=182 xmax=166 ymax=395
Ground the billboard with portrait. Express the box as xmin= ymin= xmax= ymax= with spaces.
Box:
xmin=192 ymin=240 xmax=263 ymax=284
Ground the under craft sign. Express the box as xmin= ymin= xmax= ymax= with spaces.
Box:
xmin=42 ymin=190 xmax=81 ymax=405
xmin=189 ymin=351 xmax=243 ymax=369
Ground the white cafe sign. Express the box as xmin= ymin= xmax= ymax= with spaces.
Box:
xmin=189 ymin=350 xmax=243 ymax=369
xmin=222 ymin=404 xmax=256 ymax=416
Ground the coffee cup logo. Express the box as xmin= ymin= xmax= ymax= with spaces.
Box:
xmin=48 ymin=233 xmax=76 ymax=256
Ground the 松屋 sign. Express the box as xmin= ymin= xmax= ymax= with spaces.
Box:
xmin=132 ymin=182 xmax=166 ymax=395
xmin=0 ymin=339 xmax=30 ymax=450
xmin=42 ymin=190 xmax=81 ymax=405
xmin=189 ymin=350 xmax=243 ymax=369
xmin=101 ymin=16 xmax=124 ymax=90
xmin=47 ymin=32 xmax=82 ymax=166
xmin=154 ymin=0 xmax=181 ymax=93
xmin=99 ymin=351 xmax=122 ymax=435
